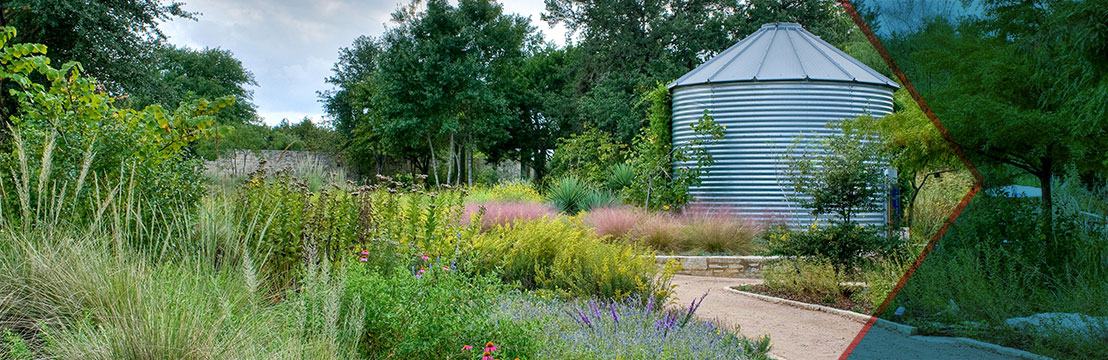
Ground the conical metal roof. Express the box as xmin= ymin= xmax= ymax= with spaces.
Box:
xmin=670 ymin=22 xmax=899 ymax=89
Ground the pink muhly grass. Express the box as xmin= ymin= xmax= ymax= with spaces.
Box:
xmin=629 ymin=214 xmax=683 ymax=252
xmin=464 ymin=201 xmax=557 ymax=231
xmin=676 ymin=205 xmax=763 ymax=255
xmin=582 ymin=206 xmax=647 ymax=239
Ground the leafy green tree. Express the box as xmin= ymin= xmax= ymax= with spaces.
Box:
xmin=0 ymin=0 xmax=193 ymax=96
xmin=884 ymin=0 xmax=1108 ymax=245
xmin=323 ymin=0 xmax=536 ymax=183
xmin=134 ymin=45 xmax=258 ymax=125
xmin=784 ymin=124 xmax=887 ymax=225
xmin=548 ymin=127 xmax=625 ymax=187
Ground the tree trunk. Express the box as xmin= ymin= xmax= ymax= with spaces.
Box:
xmin=466 ymin=142 xmax=473 ymax=186
xmin=447 ymin=133 xmax=455 ymax=184
xmin=427 ymin=135 xmax=439 ymax=186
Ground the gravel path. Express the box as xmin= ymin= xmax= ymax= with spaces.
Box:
xmin=670 ymin=275 xmax=1024 ymax=360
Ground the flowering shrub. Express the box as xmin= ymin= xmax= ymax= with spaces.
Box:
xmin=492 ymin=295 xmax=771 ymax=359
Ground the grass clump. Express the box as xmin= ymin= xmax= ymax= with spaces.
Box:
xmin=762 ymin=258 xmax=842 ymax=303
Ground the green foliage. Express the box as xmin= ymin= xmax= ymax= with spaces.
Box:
xmin=322 ymin=0 xmax=537 ymax=181
xmin=133 ymin=45 xmax=257 ymax=125
xmin=581 ymin=189 xmax=621 ymax=211
xmin=626 ymin=84 xmax=725 ymax=210
xmin=344 ymin=265 xmax=537 ymax=359
xmin=784 ymin=122 xmax=887 ymax=224
xmin=470 ymin=218 xmax=667 ymax=301
xmin=2 ymin=0 xmax=193 ymax=97
xmin=605 ymin=163 xmax=635 ymax=192
xmin=763 ymin=258 xmax=842 ymax=302
xmin=2 ymin=330 xmax=32 ymax=360
xmin=546 ymin=176 xmax=592 ymax=214
xmin=766 ymin=223 xmax=905 ymax=274
xmin=238 ymin=174 xmax=467 ymax=288
xmin=548 ymin=127 xmax=625 ymax=186
xmin=0 ymin=27 xmax=225 ymax=225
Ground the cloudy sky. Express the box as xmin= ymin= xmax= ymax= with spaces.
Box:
xmin=161 ymin=0 xmax=567 ymax=125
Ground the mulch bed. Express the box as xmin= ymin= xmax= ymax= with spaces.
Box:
xmin=734 ymin=284 xmax=874 ymax=315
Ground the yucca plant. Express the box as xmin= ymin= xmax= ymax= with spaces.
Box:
xmin=546 ymin=176 xmax=591 ymax=214
xmin=605 ymin=163 xmax=635 ymax=192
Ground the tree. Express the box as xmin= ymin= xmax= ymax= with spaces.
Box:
xmin=784 ymin=124 xmax=887 ymax=225
xmin=322 ymin=0 xmax=536 ymax=184
xmin=134 ymin=45 xmax=258 ymax=125
xmin=884 ymin=0 xmax=1108 ymax=245
xmin=1 ymin=0 xmax=193 ymax=96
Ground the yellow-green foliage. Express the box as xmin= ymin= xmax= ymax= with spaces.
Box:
xmin=465 ymin=181 xmax=543 ymax=203
xmin=763 ymin=258 xmax=842 ymax=301
xmin=470 ymin=218 xmax=664 ymax=300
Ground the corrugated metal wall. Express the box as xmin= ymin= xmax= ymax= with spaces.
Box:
xmin=671 ymin=80 xmax=895 ymax=227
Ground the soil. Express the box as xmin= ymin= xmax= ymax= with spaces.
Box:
xmin=734 ymin=284 xmax=875 ymax=316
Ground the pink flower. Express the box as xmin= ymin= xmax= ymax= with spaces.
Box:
xmin=482 ymin=352 xmax=493 ymax=360
xmin=360 ymin=249 xmax=369 ymax=256
xmin=418 ymin=268 xmax=426 ymax=275
xmin=462 ymin=345 xmax=473 ymax=351
xmin=442 ymin=266 xmax=450 ymax=271
xmin=420 ymin=254 xmax=430 ymax=262
xmin=359 ymin=257 xmax=368 ymax=262
xmin=484 ymin=341 xmax=497 ymax=352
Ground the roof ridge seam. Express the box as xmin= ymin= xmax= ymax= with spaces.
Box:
xmin=783 ymin=27 xmax=809 ymax=79
xmin=794 ymin=27 xmax=853 ymax=81
xmin=707 ymin=27 xmax=771 ymax=83
xmin=752 ymin=26 xmax=780 ymax=80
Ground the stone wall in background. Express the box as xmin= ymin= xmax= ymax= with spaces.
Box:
xmin=656 ymin=255 xmax=782 ymax=278
xmin=204 ymin=150 xmax=342 ymax=178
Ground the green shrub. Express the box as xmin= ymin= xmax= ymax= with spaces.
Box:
xmin=470 ymin=218 xmax=667 ymax=301
xmin=858 ymin=259 xmax=909 ymax=310
xmin=763 ymin=258 xmax=842 ymax=302
xmin=343 ymin=265 xmax=537 ymax=359
xmin=766 ymin=223 xmax=904 ymax=273
xmin=3 ymin=330 xmax=32 ymax=360
xmin=546 ymin=176 xmax=591 ymax=214
xmin=548 ymin=128 xmax=624 ymax=186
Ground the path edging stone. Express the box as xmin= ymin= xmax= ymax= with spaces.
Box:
xmin=657 ymin=255 xmax=781 ymax=278
xmin=727 ymin=287 xmax=1053 ymax=360
xmin=725 ymin=287 xmax=915 ymax=335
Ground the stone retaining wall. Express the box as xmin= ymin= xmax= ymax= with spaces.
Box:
xmin=656 ymin=255 xmax=781 ymax=278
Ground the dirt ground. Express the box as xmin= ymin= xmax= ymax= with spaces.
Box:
xmin=669 ymin=275 xmax=1023 ymax=360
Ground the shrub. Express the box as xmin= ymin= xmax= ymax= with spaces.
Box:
xmin=583 ymin=207 xmax=647 ymax=239
xmin=548 ymin=128 xmax=624 ymax=186
xmin=464 ymin=201 xmax=557 ymax=231
xmin=763 ymin=258 xmax=842 ymax=302
xmin=470 ymin=218 xmax=666 ymax=301
xmin=546 ymin=176 xmax=591 ymax=214
xmin=493 ymin=295 xmax=771 ymax=359
xmin=343 ymin=265 xmax=537 ymax=359
xmin=766 ymin=223 xmax=902 ymax=273
xmin=466 ymin=181 xmax=543 ymax=203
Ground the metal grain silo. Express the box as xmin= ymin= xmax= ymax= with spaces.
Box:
xmin=670 ymin=22 xmax=899 ymax=227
